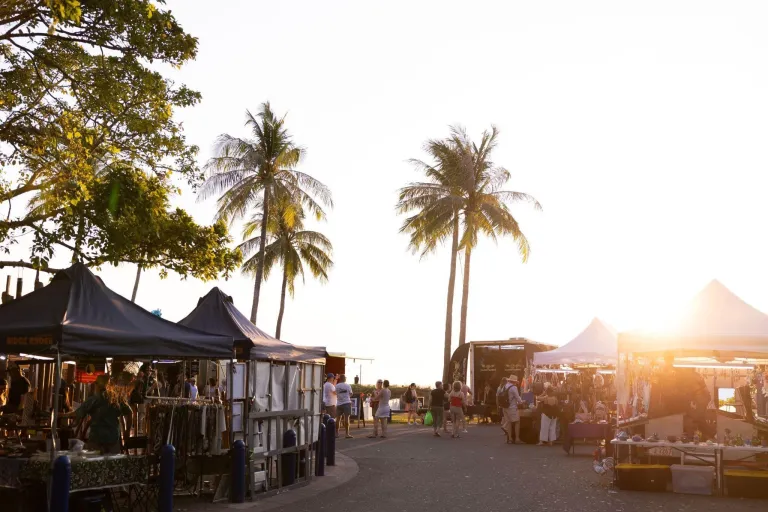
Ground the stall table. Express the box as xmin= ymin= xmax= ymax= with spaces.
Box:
xmin=0 ymin=454 xmax=148 ymax=508
xmin=563 ymin=422 xmax=612 ymax=455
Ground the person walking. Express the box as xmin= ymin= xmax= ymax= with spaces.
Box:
xmin=442 ymin=381 xmax=452 ymax=434
xmin=537 ymin=382 xmax=559 ymax=446
xmin=448 ymin=381 xmax=466 ymax=439
xmin=335 ymin=374 xmax=354 ymax=439
xmin=503 ymin=375 xmax=524 ymax=444
xmin=429 ymin=381 xmax=446 ymax=437
xmin=374 ymin=380 xmax=391 ymax=438
xmin=368 ymin=379 xmax=384 ymax=438
xmin=323 ymin=373 xmax=337 ymax=418
xmin=460 ymin=383 xmax=473 ymax=433
xmin=405 ymin=383 xmax=419 ymax=425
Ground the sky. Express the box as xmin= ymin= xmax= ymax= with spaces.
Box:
xmin=8 ymin=1 xmax=768 ymax=386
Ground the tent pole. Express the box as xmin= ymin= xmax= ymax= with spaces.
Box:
xmin=51 ymin=350 xmax=61 ymax=457
xmin=229 ymin=355 xmax=235 ymax=448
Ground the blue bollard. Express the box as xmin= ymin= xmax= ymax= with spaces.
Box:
xmin=51 ymin=455 xmax=71 ymax=512
xmin=315 ymin=423 xmax=326 ymax=476
xmin=231 ymin=439 xmax=246 ymax=503
xmin=282 ymin=429 xmax=297 ymax=486
xmin=322 ymin=413 xmax=330 ymax=428
xmin=159 ymin=444 xmax=175 ymax=512
xmin=326 ymin=417 xmax=336 ymax=466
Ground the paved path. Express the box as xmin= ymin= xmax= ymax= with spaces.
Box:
xmin=262 ymin=423 xmax=767 ymax=512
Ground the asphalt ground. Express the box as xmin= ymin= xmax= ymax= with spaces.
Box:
xmin=262 ymin=422 xmax=768 ymax=512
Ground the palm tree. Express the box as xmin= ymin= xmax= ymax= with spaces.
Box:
xmin=240 ymin=197 xmax=333 ymax=338
xmin=449 ymin=125 xmax=541 ymax=345
xmin=397 ymin=138 xmax=465 ymax=383
xmin=200 ymin=103 xmax=332 ymax=323
xmin=398 ymin=126 xmax=541 ymax=369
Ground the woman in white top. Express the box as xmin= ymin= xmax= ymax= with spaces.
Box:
xmin=374 ymin=380 xmax=392 ymax=438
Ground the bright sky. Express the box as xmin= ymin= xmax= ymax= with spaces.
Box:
xmin=8 ymin=1 xmax=768 ymax=386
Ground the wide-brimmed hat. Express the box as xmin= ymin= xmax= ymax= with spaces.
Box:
xmin=508 ymin=374 xmax=519 ymax=382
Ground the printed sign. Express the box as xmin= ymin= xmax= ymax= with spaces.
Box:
xmin=5 ymin=335 xmax=53 ymax=346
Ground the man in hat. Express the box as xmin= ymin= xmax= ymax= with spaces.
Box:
xmin=503 ymin=375 xmax=523 ymax=444
xmin=323 ymin=373 xmax=337 ymax=418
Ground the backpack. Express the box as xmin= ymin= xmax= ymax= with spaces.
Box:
xmin=497 ymin=388 xmax=511 ymax=408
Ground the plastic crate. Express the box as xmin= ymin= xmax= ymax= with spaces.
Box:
xmin=725 ymin=470 xmax=768 ymax=499
xmin=670 ymin=464 xmax=714 ymax=495
xmin=616 ymin=464 xmax=670 ymax=492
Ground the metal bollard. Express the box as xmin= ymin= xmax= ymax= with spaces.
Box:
xmin=326 ymin=417 xmax=336 ymax=466
xmin=315 ymin=423 xmax=326 ymax=476
xmin=159 ymin=444 xmax=175 ymax=512
xmin=322 ymin=413 xmax=330 ymax=428
xmin=231 ymin=439 xmax=246 ymax=503
xmin=282 ymin=429 xmax=297 ymax=486
xmin=51 ymin=454 xmax=71 ymax=512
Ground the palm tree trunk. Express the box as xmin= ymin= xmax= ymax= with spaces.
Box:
xmin=131 ymin=264 xmax=142 ymax=302
xmin=275 ymin=262 xmax=288 ymax=339
xmin=250 ymin=187 xmax=270 ymax=323
xmin=443 ymin=212 xmax=460 ymax=382
xmin=458 ymin=245 xmax=472 ymax=345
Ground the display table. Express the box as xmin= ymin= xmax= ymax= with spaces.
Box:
xmin=0 ymin=455 xmax=147 ymax=491
xmin=563 ymin=422 xmax=612 ymax=455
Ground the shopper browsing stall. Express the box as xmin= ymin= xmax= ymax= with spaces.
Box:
xmin=64 ymin=374 xmax=132 ymax=454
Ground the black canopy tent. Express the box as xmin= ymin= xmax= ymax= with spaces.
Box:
xmin=0 ymin=263 xmax=234 ymax=359
xmin=0 ymin=263 xmax=235 ymax=458
xmin=178 ymin=287 xmax=326 ymax=363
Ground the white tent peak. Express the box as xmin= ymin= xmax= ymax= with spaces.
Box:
xmin=533 ymin=317 xmax=618 ymax=366
xmin=618 ymin=279 xmax=768 ymax=355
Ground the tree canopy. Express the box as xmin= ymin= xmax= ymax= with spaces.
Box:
xmin=0 ymin=0 xmax=240 ymax=279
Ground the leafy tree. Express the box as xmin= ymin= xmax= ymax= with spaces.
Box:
xmin=239 ymin=197 xmax=332 ymax=338
xmin=0 ymin=1 xmax=239 ymax=285
xmin=397 ymin=138 xmax=465 ymax=382
xmin=398 ymin=126 xmax=541 ymax=358
xmin=200 ymin=103 xmax=332 ymax=323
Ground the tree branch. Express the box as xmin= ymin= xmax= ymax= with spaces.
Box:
xmin=0 ymin=260 xmax=61 ymax=273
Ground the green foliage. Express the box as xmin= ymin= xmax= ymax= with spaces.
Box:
xmin=398 ymin=126 xmax=542 ymax=260
xmin=0 ymin=1 xmax=239 ymax=281
xmin=240 ymin=196 xmax=333 ymax=295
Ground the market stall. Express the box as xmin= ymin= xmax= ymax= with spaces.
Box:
xmin=179 ymin=287 xmax=326 ymax=493
xmin=0 ymin=263 xmax=234 ymax=508
xmin=533 ymin=318 xmax=618 ymax=453
xmin=612 ymin=280 xmax=768 ymax=497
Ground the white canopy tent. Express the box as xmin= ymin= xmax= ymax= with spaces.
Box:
xmin=618 ymin=279 xmax=768 ymax=358
xmin=533 ymin=317 xmax=618 ymax=366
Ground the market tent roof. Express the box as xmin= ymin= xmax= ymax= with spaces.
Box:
xmin=618 ymin=279 xmax=768 ymax=357
xmin=178 ymin=287 xmax=326 ymax=363
xmin=0 ymin=263 xmax=233 ymax=358
xmin=533 ymin=318 xmax=617 ymax=366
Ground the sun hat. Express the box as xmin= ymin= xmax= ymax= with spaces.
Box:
xmin=508 ymin=375 xmax=519 ymax=382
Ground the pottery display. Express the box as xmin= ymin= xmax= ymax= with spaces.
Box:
xmin=632 ymin=434 xmax=643 ymax=442
xmin=647 ymin=433 xmax=659 ymax=443
xmin=666 ymin=435 xmax=677 ymax=443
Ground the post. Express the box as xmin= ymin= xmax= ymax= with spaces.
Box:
xmin=50 ymin=454 xmax=71 ymax=512
xmin=326 ymin=417 xmax=336 ymax=466
xmin=282 ymin=428 xmax=297 ymax=485
xmin=231 ymin=439 xmax=246 ymax=503
xmin=159 ymin=444 xmax=175 ymax=512
xmin=315 ymin=422 xmax=326 ymax=476
xmin=229 ymin=357 xmax=235 ymax=448
xmin=51 ymin=351 xmax=62 ymax=456
xmin=15 ymin=275 xmax=22 ymax=299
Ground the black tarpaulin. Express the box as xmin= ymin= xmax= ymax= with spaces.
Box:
xmin=0 ymin=263 xmax=233 ymax=358
xmin=178 ymin=287 xmax=326 ymax=363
